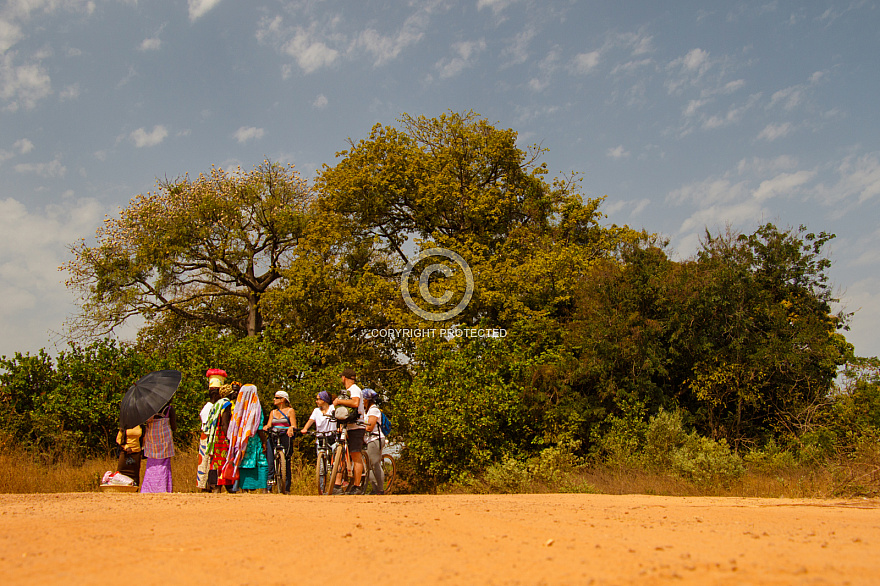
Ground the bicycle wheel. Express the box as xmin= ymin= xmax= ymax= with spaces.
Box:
xmin=274 ymin=450 xmax=287 ymax=494
xmin=358 ymin=451 xmax=371 ymax=492
xmin=326 ymin=444 xmax=344 ymax=495
xmin=381 ymin=454 xmax=395 ymax=494
xmin=315 ymin=452 xmax=329 ymax=496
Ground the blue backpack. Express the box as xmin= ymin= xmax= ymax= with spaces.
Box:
xmin=379 ymin=411 xmax=392 ymax=437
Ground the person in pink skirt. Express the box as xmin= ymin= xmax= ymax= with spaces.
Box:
xmin=140 ymin=401 xmax=176 ymax=493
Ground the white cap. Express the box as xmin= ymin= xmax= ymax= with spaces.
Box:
xmin=275 ymin=391 xmax=290 ymax=400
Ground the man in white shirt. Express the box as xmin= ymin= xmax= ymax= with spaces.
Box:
xmin=332 ymin=368 xmax=366 ymax=494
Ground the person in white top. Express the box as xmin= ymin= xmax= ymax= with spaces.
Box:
xmin=362 ymin=388 xmax=385 ymax=495
xmin=332 ymin=368 xmax=366 ymax=494
xmin=198 ymin=369 xmax=226 ymax=492
xmin=301 ymin=390 xmax=334 ymax=435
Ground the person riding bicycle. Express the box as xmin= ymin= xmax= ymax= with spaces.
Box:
xmin=331 ymin=368 xmax=366 ymax=495
xmin=362 ymin=388 xmax=385 ymax=495
xmin=263 ymin=390 xmax=296 ymax=494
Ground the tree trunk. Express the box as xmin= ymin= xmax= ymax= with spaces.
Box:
xmin=247 ymin=292 xmax=262 ymax=337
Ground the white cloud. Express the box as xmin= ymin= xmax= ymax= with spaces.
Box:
xmin=0 ymin=53 xmax=52 ymax=111
xmin=312 ymin=94 xmax=328 ymax=109
xmin=816 ymin=152 xmax=880 ymax=205
xmin=129 ymin=125 xmax=168 ymax=148
xmin=436 ymin=39 xmax=486 ymax=79
xmin=701 ymin=94 xmax=761 ymax=130
xmin=283 ymin=28 xmax=339 ymax=74
xmin=678 ymin=199 xmax=766 ymax=237
xmin=769 ymin=85 xmax=804 ymax=111
xmin=59 ymin=83 xmax=80 ymax=101
xmin=681 ymin=48 xmax=709 ymax=71
xmin=477 ymin=0 xmax=520 ymax=14
xmin=736 ymin=155 xmax=799 ymax=176
xmin=607 ymin=145 xmax=630 ymax=159
xmin=14 ymin=157 xmax=66 ymax=178
xmin=139 ymin=37 xmax=161 ymax=51
xmin=571 ymin=51 xmax=600 ymax=74
xmin=667 ymin=177 xmax=750 ymax=207
xmin=501 ymin=26 xmax=536 ymax=66
xmin=233 ymin=126 xmax=264 ymax=143
xmin=665 ymin=48 xmax=713 ymax=95
xmin=752 ymin=170 xmax=816 ymax=200
xmin=757 ymin=122 xmax=792 ymax=142
xmin=14 ymin=138 xmax=34 ymax=154
xmin=0 ymin=196 xmax=104 ymax=358
xmin=188 ymin=0 xmax=223 ymax=22
xmin=0 ymin=18 xmax=24 ymax=53
xmin=834 ymin=276 xmax=880 ymax=359
xmin=354 ymin=10 xmax=428 ymax=66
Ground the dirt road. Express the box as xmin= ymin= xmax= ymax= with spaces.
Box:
xmin=1 ymin=493 xmax=878 ymax=585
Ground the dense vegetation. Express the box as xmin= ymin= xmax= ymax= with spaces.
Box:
xmin=2 ymin=111 xmax=878 ymax=494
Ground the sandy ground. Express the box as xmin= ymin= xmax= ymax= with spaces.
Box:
xmin=1 ymin=493 xmax=879 ymax=585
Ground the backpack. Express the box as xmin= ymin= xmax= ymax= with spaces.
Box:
xmin=379 ymin=411 xmax=391 ymax=437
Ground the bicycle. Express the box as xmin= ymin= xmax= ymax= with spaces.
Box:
xmin=325 ymin=414 xmax=373 ymax=495
xmin=307 ymin=430 xmax=335 ymax=496
xmin=266 ymin=427 xmax=291 ymax=494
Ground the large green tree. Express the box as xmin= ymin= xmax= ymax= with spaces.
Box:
xmin=316 ymin=111 xmax=639 ymax=332
xmin=65 ymin=161 xmax=312 ymax=339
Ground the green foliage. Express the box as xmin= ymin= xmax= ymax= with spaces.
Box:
xmin=65 ymin=161 xmax=312 ymax=338
xmin=670 ymin=434 xmax=745 ymax=485
xmin=395 ymin=338 xmax=525 ymax=485
xmin=1 ymin=340 xmax=157 ymax=457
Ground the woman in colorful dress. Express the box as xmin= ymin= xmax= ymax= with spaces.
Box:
xmin=221 ymin=384 xmax=264 ymax=489
xmin=198 ymin=368 xmax=226 ymax=492
xmin=140 ymin=401 xmax=176 ymax=493
xmin=205 ymin=382 xmax=237 ymax=493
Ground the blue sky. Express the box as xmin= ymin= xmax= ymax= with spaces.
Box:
xmin=1 ymin=0 xmax=879 ymax=361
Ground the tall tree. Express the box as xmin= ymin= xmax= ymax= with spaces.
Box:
xmin=316 ymin=110 xmax=638 ymax=329
xmin=64 ymin=161 xmax=312 ymax=338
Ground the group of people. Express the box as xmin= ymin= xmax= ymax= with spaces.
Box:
xmin=106 ymin=367 xmax=386 ymax=495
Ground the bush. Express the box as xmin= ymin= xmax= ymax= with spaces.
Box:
xmin=671 ymin=434 xmax=745 ymax=485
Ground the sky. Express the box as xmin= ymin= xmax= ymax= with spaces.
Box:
xmin=1 ymin=0 xmax=879 ymax=362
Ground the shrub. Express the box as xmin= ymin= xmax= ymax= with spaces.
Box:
xmin=671 ymin=433 xmax=745 ymax=485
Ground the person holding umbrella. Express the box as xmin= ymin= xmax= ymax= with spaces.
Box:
xmin=118 ymin=369 xmax=182 ymax=493
xmin=140 ymin=400 xmax=176 ymax=493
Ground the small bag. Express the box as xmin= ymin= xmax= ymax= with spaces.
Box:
xmin=334 ymin=405 xmax=359 ymax=424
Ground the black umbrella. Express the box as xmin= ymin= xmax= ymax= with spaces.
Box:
xmin=119 ymin=370 xmax=182 ymax=429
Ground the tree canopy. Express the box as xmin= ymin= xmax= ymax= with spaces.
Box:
xmin=64 ymin=161 xmax=312 ymax=339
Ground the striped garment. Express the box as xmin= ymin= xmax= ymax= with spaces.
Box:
xmin=221 ymin=385 xmax=263 ymax=483
xmin=143 ymin=407 xmax=174 ymax=459
xmin=204 ymin=398 xmax=231 ymax=456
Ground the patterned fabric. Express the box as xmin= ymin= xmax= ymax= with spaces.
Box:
xmin=239 ymin=435 xmax=268 ymax=491
xmin=197 ymin=432 xmax=211 ymax=489
xmin=211 ymin=431 xmax=232 ymax=486
xmin=204 ymin=397 xmax=231 ymax=456
xmin=221 ymin=385 xmax=263 ymax=483
xmin=143 ymin=406 xmax=174 ymax=459
xmin=140 ymin=457 xmax=172 ymax=493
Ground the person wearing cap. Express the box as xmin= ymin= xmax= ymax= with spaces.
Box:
xmin=332 ymin=368 xmax=366 ymax=495
xmin=198 ymin=369 xmax=226 ymax=492
xmin=362 ymin=388 xmax=386 ymax=495
xmin=263 ymin=390 xmax=296 ymax=494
